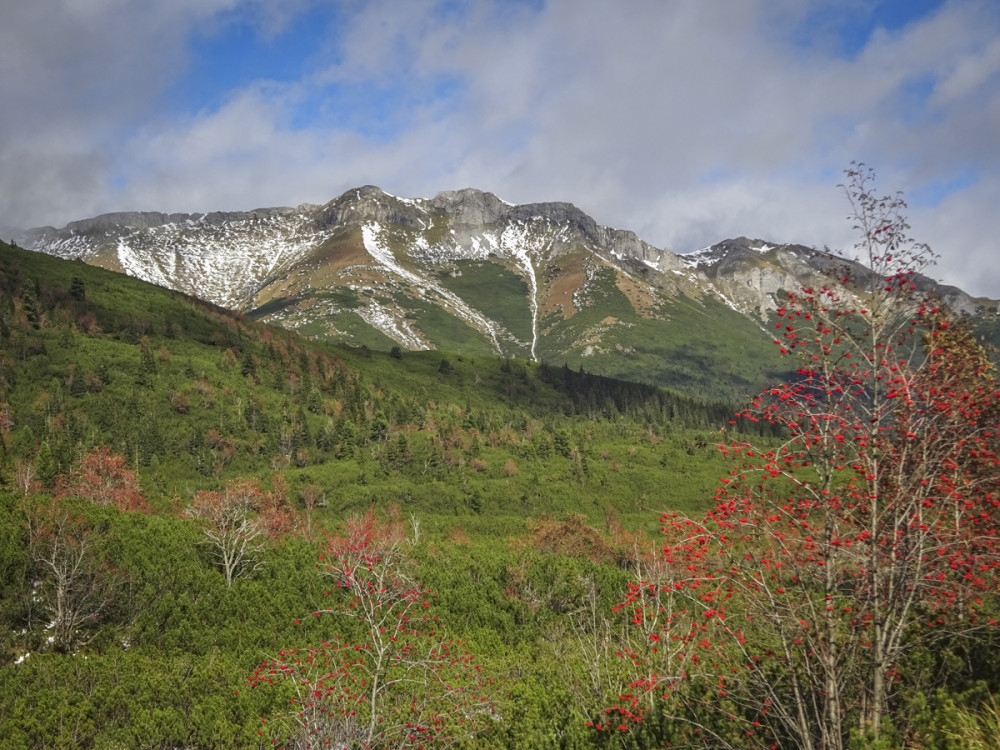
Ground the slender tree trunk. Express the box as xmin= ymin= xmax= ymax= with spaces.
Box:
xmin=367 ymin=666 xmax=381 ymax=746
xmin=824 ymin=509 xmax=843 ymax=750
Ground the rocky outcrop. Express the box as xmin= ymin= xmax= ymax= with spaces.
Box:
xmin=507 ymin=201 xmax=599 ymax=236
xmin=30 ymin=207 xmax=303 ymax=239
xmin=431 ymin=188 xmax=509 ymax=227
xmin=317 ymin=186 xmax=427 ymax=230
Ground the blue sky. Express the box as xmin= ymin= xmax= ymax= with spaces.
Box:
xmin=2 ymin=0 xmax=999 ymax=297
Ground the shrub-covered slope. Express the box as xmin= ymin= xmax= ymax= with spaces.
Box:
xmin=1 ymin=238 xmax=997 ymax=749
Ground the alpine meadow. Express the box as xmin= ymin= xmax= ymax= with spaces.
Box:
xmin=2 ymin=166 xmax=1000 ymax=750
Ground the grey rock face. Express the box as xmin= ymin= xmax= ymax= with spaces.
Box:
xmin=60 ymin=212 xmax=183 ymax=235
xmin=507 ymin=202 xmax=599 ymax=237
xmin=431 ymin=189 xmax=509 ymax=227
xmin=317 ymin=186 xmax=427 ymax=230
xmin=596 ymin=226 xmax=684 ymax=273
xmin=26 ymin=207 xmax=303 ymax=240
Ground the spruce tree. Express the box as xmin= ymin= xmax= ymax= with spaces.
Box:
xmin=35 ymin=441 xmax=56 ymax=487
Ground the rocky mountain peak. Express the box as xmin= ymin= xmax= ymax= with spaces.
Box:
xmin=684 ymin=237 xmax=775 ymax=267
xmin=507 ymin=201 xmax=598 ymax=235
xmin=63 ymin=211 xmax=189 ymax=234
xmin=317 ymin=185 xmax=427 ymax=231
xmin=431 ymin=188 xmax=509 ymax=227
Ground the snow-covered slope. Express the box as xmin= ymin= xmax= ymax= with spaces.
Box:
xmin=28 ymin=207 xmax=333 ymax=309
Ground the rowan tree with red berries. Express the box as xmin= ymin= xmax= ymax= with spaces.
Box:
xmin=607 ymin=165 xmax=1000 ymax=749
xmin=251 ymin=510 xmax=498 ymax=749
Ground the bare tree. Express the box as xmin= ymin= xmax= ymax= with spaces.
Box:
xmin=408 ymin=512 xmax=421 ymax=545
xmin=185 ymin=479 xmax=270 ymax=586
xmin=24 ymin=498 xmax=127 ymax=652
xmin=13 ymin=458 xmax=38 ymax=497
xmin=298 ymin=483 xmax=326 ymax=541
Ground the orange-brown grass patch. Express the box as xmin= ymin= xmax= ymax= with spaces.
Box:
xmin=540 ymin=255 xmax=587 ymax=319
xmin=614 ymin=270 xmax=661 ymax=317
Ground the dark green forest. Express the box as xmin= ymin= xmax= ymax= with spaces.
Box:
xmin=2 ymin=234 xmax=999 ymax=750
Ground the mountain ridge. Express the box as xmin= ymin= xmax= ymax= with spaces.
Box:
xmin=18 ymin=186 xmax=995 ymax=397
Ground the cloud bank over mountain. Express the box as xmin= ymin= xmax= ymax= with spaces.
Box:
xmin=3 ymin=0 xmax=999 ymax=296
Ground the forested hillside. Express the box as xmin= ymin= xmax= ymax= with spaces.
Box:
xmin=2 ymin=202 xmax=1000 ymax=750
xmin=0 ymin=239 xmax=770 ymax=513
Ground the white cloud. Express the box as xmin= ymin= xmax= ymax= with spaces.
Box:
xmin=2 ymin=0 xmax=999 ymax=298
xmin=931 ymin=36 xmax=1000 ymax=105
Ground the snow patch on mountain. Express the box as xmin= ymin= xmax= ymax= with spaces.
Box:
xmin=679 ymin=247 xmax=718 ymax=269
xmin=361 ymin=223 xmax=505 ymax=354
xmin=499 ymin=222 xmax=540 ymax=361
xmin=357 ymin=301 xmax=430 ymax=350
xmin=31 ymin=233 xmax=95 ymax=259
